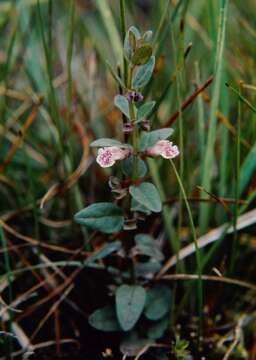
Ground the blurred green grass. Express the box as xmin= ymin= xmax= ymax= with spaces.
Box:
xmin=0 ymin=0 xmax=256 ymax=357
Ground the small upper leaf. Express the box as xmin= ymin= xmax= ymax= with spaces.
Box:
xmin=116 ymin=285 xmax=146 ymax=331
xmin=124 ymin=26 xmax=141 ymax=60
xmin=132 ymin=56 xmax=155 ymax=89
xmin=88 ymin=306 xmax=121 ymax=332
xmin=114 ymin=95 xmax=130 ymax=119
xmin=131 ymin=44 xmax=153 ymax=66
xmin=136 ymin=101 xmax=156 ymax=121
xmin=139 ymin=128 xmax=174 ymax=151
xmin=74 ymin=203 xmax=124 ymax=234
xmin=129 ymin=182 xmax=162 ymax=213
xmin=143 ymin=30 xmax=153 ymax=42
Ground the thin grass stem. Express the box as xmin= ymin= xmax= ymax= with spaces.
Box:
xmin=119 ymin=0 xmax=128 ymax=86
xmin=170 ymin=159 xmax=203 ymax=339
xmin=199 ymin=0 xmax=229 ymax=234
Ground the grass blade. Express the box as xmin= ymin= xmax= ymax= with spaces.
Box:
xmin=199 ymin=0 xmax=229 ymax=234
xmin=95 ymin=0 xmax=123 ymax=63
xmin=169 ymin=159 xmax=203 ymax=340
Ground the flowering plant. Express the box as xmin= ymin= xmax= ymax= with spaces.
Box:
xmin=74 ymin=26 xmax=179 ymax=350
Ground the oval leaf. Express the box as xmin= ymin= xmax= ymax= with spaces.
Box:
xmin=114 ymin=95 xmax=130 ymax=119
xmin=89 ymin=306 xmax=121 ymax=332
xmin=139 ymin=128 xmax=174 ymax=151
xmin=84 ymin=241 xmax=122 ymax=266
xmin=136 ymin=101 xmax=156 ymax=121
xmin=131 ymin=198 xmax=151 ymax=215
xmin=144 ymin=285 xmax=172 ymax=321
xmin=74 ymin=203 xmax=124 ymax=234
xmin=124 ymin=26 xmax=141 ymax=60
xmin=129 ymin=182 xmax=162 ymax=213
xmin=135 ymin=234 xmax=164 ymax=261
xmin=131 ymin=45 xmax=153 ymax=66
xmin=90 ymin=138 xmax=131 ymax=148
xmin=132 ymin=56 xmax=155 ymax=89
xmin=146 ymin=317 xmax=169 ymax=340
xmin=135 ymin=260 xmax=162 ymax=278
xmin=116 ymin=285 xmax=146 ymax=331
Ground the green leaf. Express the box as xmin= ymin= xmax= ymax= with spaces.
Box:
xmin=129 ymin=182 xmax=162 ymax=213
xmin=131 ymin=44 xmax=153 ymax=65
xmin=124 ymin=26 xmax=141 ymax=60
xmin=143 ymin=30 xmax=153 ymax=42
xmin=146 ymin=317 xmax=169 ymax=340
xmin=74 ymin=203 xmax=124 ymax=234
xmin=128 ymin=26 xmax=141 ymax=39
xmin=90 ymin=138 xmax=131 ymax=148
xmin=136 ymin=101 xmax=156 ymax=121
xmin=135 ymin=260 xmax=162 ymax=277
xmin=114 ymin=95 xmax=130 ymax=119
xmin=129 ymin=30 xmax=137 ymax=51
xmin=131 ymin=198 xmax=151 ymax=215
xmin=89 ymin=306 xmax=121 ymax=332
xmin=144 ymin=285 xmax=172 ymax=321
xmin=132 ymin=56 xmax=155 ymax=89
xmin=84 ymin=241 xmax=122 ymax=265
xmin=139 ymin=128 xmax=174 ymax=151
xmin=135 ymin=234 xmax=164 ymax=261
xmin=121 ymin=156 xmax=147 ymax=178
xmin=116 ymin=285 xmax=146 ymax=331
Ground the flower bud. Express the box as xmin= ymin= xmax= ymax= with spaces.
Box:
xmin=126 ymin=91 xmax=144 ymax=103
xmin=123 ymin=122 xmax=134 ymax=133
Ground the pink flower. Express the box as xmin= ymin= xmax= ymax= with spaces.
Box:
xmin=146 ymin=140 xmax=179 ymax=159
xmin=96 ymin=146 xmax=130 ymax=168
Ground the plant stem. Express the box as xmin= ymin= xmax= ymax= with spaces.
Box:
xmin=127 ymin=64 xmax=139 ymax=180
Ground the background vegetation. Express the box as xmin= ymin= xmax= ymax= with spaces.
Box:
xmin=0 ymin=0 xmax=255 ymax=359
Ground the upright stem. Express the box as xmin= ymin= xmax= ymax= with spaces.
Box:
xmin=127 ymin=64 xmax=139 ymax=180
xmin=132 ymin=127 xmax=139 ymax=180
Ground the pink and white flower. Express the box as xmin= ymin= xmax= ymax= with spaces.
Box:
xmin=146 ymin=140 xmax=179 ymax=159
xmin=96 ymin=146 xmax=130 ymax=168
